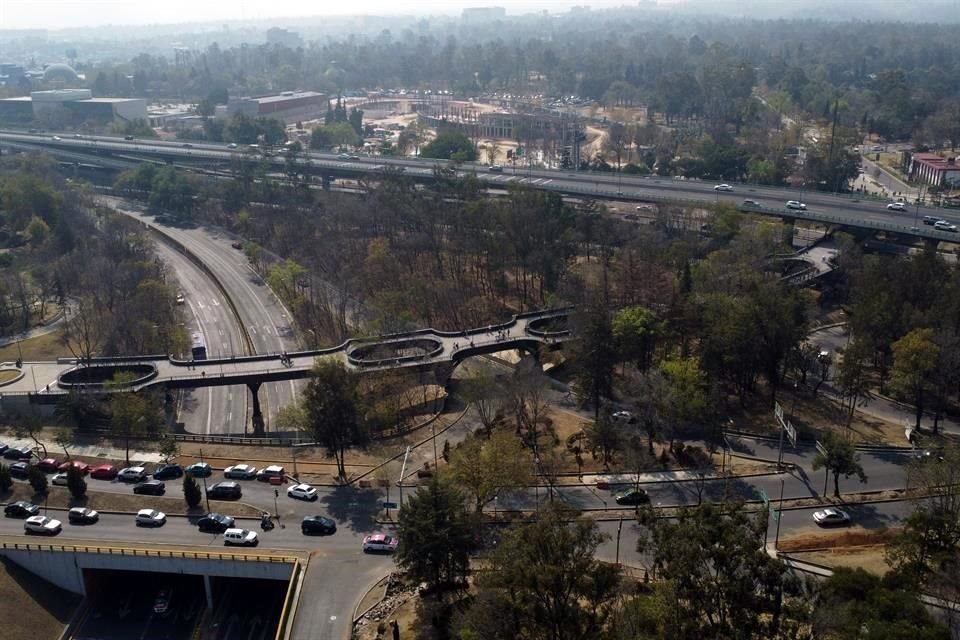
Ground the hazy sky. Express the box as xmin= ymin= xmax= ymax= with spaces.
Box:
xmin=1 ymin=0 xmax=637 ymax=30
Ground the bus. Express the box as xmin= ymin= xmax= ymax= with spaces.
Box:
xmin=191 ymin=333 xmax=207 ymax=360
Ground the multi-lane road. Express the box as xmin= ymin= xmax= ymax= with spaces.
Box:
xmin=3 ymin=130 xmax=960 ymax=240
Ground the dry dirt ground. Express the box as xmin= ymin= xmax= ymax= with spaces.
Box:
xmin=779 ymin=528 xmax=897 ymax=576
xmin=0 ymin=557 xmax=80 ymax=640
xmin=0 ymin=331 xmax=69 ymax=362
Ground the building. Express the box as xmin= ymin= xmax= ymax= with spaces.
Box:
xmin=215 ymin=91 xmax=326 ymax=124
xmin=908 ymin=153 xmax=960 ymax=189
xmin=147 ymin=103 xmax=199 ymax=128
xmin=0 ymin=63 xmax=26 ymax=87
xmin=0 ymin=89 xmax=147 ymax=126
xmin=462 ymin=6 xmax=507 ymax=22
xmin=266 ymin=27 xmax=303 ymax=49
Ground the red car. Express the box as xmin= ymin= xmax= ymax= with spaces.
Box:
xmin=58 ymin=460 xmax=90 ymax=475
xmin=37 ymin=458 xmax=62 ymax=473
xmin=90 ymin=465 xmax=118 ymax=480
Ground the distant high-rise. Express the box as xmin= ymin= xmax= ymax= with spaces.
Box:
xmin=266 ymin=27 xmax=303 ymax=49
xmin=462 ymin=7 xmax=507 ymax=23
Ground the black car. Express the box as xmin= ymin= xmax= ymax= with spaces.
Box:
xmin=301 ymin=515 xmax=337 ymax=535
xmin=133 ymin=480 xmax=166 ymax=496
xmin=3 ymin=446 xmax=32 ymax=460
xmin=206 ymin=481 xmax=241 ymax=500
xmin=196 ymin=513 xmax=235 ymax=533
xmin=153 ymin=464 xmax=183 ymax=480
xmin=5 ymin=501 xmax=40 ymax=518
xmin=0 ymin=443 xmax=8 ymax=454
xmin=9 ymin=461 xmax=30 ymax=479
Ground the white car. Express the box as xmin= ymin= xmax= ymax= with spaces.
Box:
xmin=812 ymin=508 xmax=850 ymax=526
xmin=175 ymin=294 xmax=185 ymax=305
xmin=887 ymin=202 xmax=906 ymax=212
xmin=228 ymin=143 xmax=238 ymax=149
xmin=786 ymin=200 xmax=807 ymax=210
xmin=934 ymin=220 xmax=958 ymax=233
xmin=362 ymin=533 xmax=398 ymax=553
xmin=24 ymin=516 xmax=62 ymax=535
xmin=135 ymin=509 xmax=166 ymax=527
xmin=713 ymin=184 xmax=733 ymax=192
xmin=287 ymin=483 xmax=319 ymax=501
xmin=224 ymin=464 xmax=258 ymax=480
xmin=51 ymin=473 xmax=69 ymax=486
xmin=223 ymin=528 xmax=259 ymax=547
xmin=118 ymin=466 xmax=147 ymax=482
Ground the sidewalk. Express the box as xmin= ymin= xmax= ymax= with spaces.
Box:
xmin=0 ymin=433 xmax=163 ymax=465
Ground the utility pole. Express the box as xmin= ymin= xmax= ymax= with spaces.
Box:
xmin=774 ymin=476 xmax=785 ymax=550
xmin=200 ymin=447 xmax=210 ymax=513
xmin=398 ymin=446 xmax=410 ymax=509
xmin=615 ymin=515 xmax=623 ymax=566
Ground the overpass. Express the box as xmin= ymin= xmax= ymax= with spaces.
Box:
xmin=0 ymin=307 xmax=573 ymax=432
xmin=3 ymin=130 xmax=960 ymax=242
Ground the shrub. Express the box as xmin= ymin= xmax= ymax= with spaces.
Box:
xmin=67 ymin=465 xmax=87 ymax=500
xmin=183 ymin=472 xmax=202 ymax=508
xmin=28 ymin=466 xmax=48 ymax=494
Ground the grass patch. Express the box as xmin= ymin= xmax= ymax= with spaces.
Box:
xmin=0 ymin=332 xmax=69 ymax=362
xmin=0 ymin=370 xmax=21 ymax=384
xmin=0 ymin=557 xmax=80 ymax=640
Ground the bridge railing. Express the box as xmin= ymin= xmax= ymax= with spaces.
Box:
xmin=0 ymin=540 xmax=298 ymax=563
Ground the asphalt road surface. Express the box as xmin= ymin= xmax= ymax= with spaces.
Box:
xmin=151 ymin=240 xmax=247 ymax=435
xmin=106 ymin=198 xmax=302 ymax=432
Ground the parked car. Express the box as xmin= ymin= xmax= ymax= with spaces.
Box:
xmin=5 ymin=501 xmax=40 ymax=518
xmin=0 ymin=443 xmax=8 ymax=455
xmin=91 ymin=464 xmax=118 ymax=480
xmin=611 ymin=411 xmax=635 ymax=424
xmin=185 ymin=462 xmax=212 ymax=478
xmin=133 ymin=480 xmax=166 ymax=496
xmin=153 ymin=589 xmax=172 ymax=615
xmin=68 ymin=507 xmax=99 ymax=524
xmin=713 ymin=184 xmax=733 ymax=192
xmin=51 ymin=473 xmax=69 ymax=486
xmin=24 ymin=516 xmax=62 ymax=535
xmin=224 ymin=464 xmax=257 ymax=480
xmin=301 ymin=515 xmax=337 ymax=535
xmin=37 ymin=457 xmax=62 ymax=472
xmin=3 ymin=446 xmax=32 ymax=460
xmin=256 ymin=465 xmax=285 ymax=482
xmin=785 ymin=200 xmax=807 ymax=210
xmin=887 ymin=202 xmax=907 ymax=212
xmin=362 ymin=533 xmax=398 ymax=553
xmin=813 ymin=507 xmax=850 ymax=526
xmin=614 ymin=488 xmax=650 ymax=506
xmin=223 ymin=528 xmax=259 ymax=547
xmin=197 ymin=513 xmax=235 ymax=533
xmin=206 ymin=481 xmax=242 ymax=500
xmin=58 ymin=460 xmax=90 ymax=475
xmin=152 ymin=464 xmax=183 ymax=480
xmin=9 ymin=462 xmax=30 ymax=479
xmin=135 ymin=509 xmax=166 ymax=527
xmin=934 ymin=220 xmax=958 ymax=232
xmin=118 ymin=466 xmax=147 ymax=482
xmin=287 ymin=483 xmax=319 ymax=501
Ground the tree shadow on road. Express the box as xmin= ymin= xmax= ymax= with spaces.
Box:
xmin=319 ymin=484 xmax=383 ymax=533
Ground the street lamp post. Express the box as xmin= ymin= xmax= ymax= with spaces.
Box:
xmin=615 ymin=515 xmax=623 ymax=566
xmin=774 ymin=476 xmax=785 ymax=550
xmin=200 ymin=448 xmax=210 ymax=513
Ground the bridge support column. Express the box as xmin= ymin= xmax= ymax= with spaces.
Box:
xmin=248 ymin=382 xmax=265 ymax=436
xmin=203 ymin=574 xmax=214 ymax=610
xmin=781 ymin=218 xmax=795 ymax=246
xmin=321 ymin=175 xmax=332 ymax=191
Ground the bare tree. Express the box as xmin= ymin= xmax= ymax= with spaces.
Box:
xmin=61 ymin=295 xmax=108 ymax=366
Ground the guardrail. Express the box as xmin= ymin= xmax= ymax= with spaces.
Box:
xmin=0 ymin=540 xmax=298 ymax=563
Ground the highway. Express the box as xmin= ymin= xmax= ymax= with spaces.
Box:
xmin=3 ymin=130 xmax=960 ymax=241
xmin=106 ymin=198 xmax=303 ymax=432
xmin=150 ymin=240 xmax=247 ymax=436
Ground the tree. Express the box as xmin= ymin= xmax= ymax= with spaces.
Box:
xmin=459 ymin=373 xmax=506 ymax=432
xmin=485 ymin=141 xmax=499 ymax=166
xmin=396 ymin=475 xmax=473 ymax=592
xmin=890 ymin=328 xmax=940 ymax=431
xmin=571 ymin=306 xmax=616 ymax=418
xmin=66 ymin=464 xmax=87 ymax=500
xmin=458 ymin=506 xmax=620 ymax=640
xmin=157 ymin=437 xmax=179 ymax=463
xmin=637 ymin=499 xmax=794 ymax=639
xmin=54 ymin=428 xmax=74 ymax=460
xmin=108 ymin=374 xmax=160 ymax=465
xmin=28 ymin=466 xmax=48 ymax=495
xmin=183 ymin=473 xmax=202 ymax=508
xmin=448 ymin=430 xmax=532 ymax=513
xmin=612 ymin=305 xmax=659 ymax=371
xmin=420 ymin=130 xmax=478 ymax=161
xmin=660 ymin=357 xmax=707 ymax=445
xmin=836 ymin=337 xmax=870 ymax=424
xmin=811 ymin=432 xmax=867 ymax=497
xmin=303 ymin=360 xmax=365 ymax=482
xmin=14 ymin=419 xmax=47 ymax=459
xmin=61 ymin=295 xmax=107 ymax=366
xmin=813 ymin=568 xmax=948 ymax=640
xmin=0 ymin=464 xmax=12 ymax=493
xmin=584 ymin=413 xmax=621 ymax=468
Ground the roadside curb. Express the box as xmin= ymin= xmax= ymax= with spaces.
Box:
xmin=351 ymin=572 xmax=392 ymax=624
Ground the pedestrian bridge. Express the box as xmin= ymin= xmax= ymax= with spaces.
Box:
xmin=0 ymin=308 xmax=573 ymax=427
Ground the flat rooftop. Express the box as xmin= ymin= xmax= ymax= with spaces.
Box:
xmin=251 ymin=91 xmax=324 ymax=104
